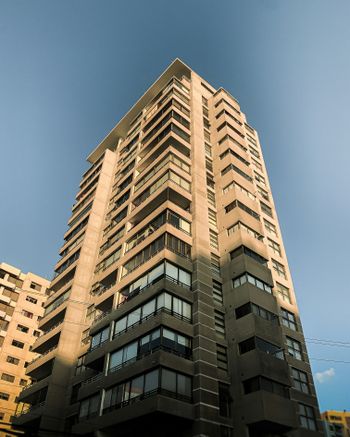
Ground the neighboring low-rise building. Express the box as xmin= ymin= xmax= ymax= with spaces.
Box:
xmin=322 ymin=411 xmax=350 ymax=437
xmin=0 ymin=262 xmax=49 ymax=434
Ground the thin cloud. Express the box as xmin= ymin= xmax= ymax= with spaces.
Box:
xmin=315 ymin=368 xmax=335 ymax=384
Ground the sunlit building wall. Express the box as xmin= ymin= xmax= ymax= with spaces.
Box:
xmin=14 ymin=59 xmax=322 ymax=437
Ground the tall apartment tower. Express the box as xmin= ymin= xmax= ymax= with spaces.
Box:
xmin=14 ymin=59 xmax=322 ymax=437
xmin=0 ymin=262 xmax=49 ymax=434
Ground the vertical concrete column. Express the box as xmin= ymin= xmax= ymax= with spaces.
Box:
xmin=190 ymin=73 xmax=221 ymax=437
xmin=40 ymin=150 xmax=117 ymax=431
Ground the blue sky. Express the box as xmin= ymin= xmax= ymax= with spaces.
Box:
xmin=0 ymin=0 xmax=349 ymax=411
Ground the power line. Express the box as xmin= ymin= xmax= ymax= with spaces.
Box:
xmin=306 ymin=337 xmax=350 ymax=346
xmin=310 ymin=357 xmax=350 ymax=364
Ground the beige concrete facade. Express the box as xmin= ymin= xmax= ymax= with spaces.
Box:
xmin=0 ymin=262 xmax=49 ymax=435
xmin=14 ymin=59 xmax=322 ymax=436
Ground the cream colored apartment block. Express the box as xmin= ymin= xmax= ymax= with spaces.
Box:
xmin=0 ymin=262 xmax=49 ymax=435
xmin=14 ymin=59 xmax=322 ymax=437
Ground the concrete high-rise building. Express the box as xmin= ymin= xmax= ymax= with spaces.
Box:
xmin=322 ymin=411 xmax=350 ymax=437
xmin=0 ymin=262 xmax=49 ymax=435
xmin=14 ymin=59 xmax=322 ymax=436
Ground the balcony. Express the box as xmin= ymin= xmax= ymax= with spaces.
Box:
xmin=242 ymin=391 xmax=298 ymax=432
xmin=14 ymin=401 xmax=45 ymax=419
xmin=31 ymin=321 xmax=63 ymax=353
xmin=130 ymin=186 xmax=191 ymax=228
xmin=17 ymin=375 xmax=51 ymax=403
xmin=72 ymin=391 xmax=194 ymax=436
xmin=238 ymin=349 xmax=290 ymax=385
xmin=53 ymin=250 xmax=80 ymax=280
xmin=26 ymin=346 xmax=57 ymax=378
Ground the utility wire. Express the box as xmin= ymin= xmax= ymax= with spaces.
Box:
xmin=310 ymin=357 xmax=350 ymax=364
xmin=306 ymin=337 xmax=350 ymax=345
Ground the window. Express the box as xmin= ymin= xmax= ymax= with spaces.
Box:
xmin=243 ymin=377 xmax=289 ymax=398
xmin=232 ymin=272 xmax=272 ymax=294
xmin=11 ymin=340 xmax=24 ymax=349
xmin=19 ymin=379 xmax=27 ymax=386
xmin=100 ymin=226 xmax=125 ymax=254
xmin=90 ymin=327 xmax=109 ymax=351
xmin=227 ymin=221 xmax=263 ymax=241
xmin=220 ymin=148 xmax=250 ymax=166
xmin=286 ymin=337 xmax=302 ymax=360
xmin=217 ymin=344 xmax=228 ymax=370
xmin=264 ymin=219 xmax=277 ymax=237
xmin=0 ymin=413 xmax=4 ymax=420
xmin=230 ymin=245 xmax=267 ymax=266
xmin=225 ymin=200 xmax=260 ymax=221
xmin=109 ymin=327 xmax=191 ymax=373
xmin=208 ymin=209 xmax=217 ymax=227
xmin=205 ymin=157 xmax=213 ymax=173
xmin=211 ymin=254 xmax=221 ymax=276
xmin=70 ymin=383 xmax=82 ymax=404
xmin=247 ymin=133 xmax=257 ymax=145
xmin=104 ymin=207 xmax=128 ymax=235
xmin=221 ymin=163 xmax=252 ymax=182
xmin=206 ymin=174 xmax=215 ymax=189
xmin=215 ymin=98 xmax=240 ymax=115
xmin=134 ymin=153 xmax=190 ymax=193
xmin=127 ymin=210 xmax=191 ymax=251
xmin=207 ymin=189 xmax=216 ymax=207
xmin=292 ymin=368 xmax=309 ymax=394
xmin=257 ymin=185 xmax=269 ymax=201
xmin=114 ymin=293 xmax=192 ymax=337
xmin=30 ymin=282 xmax=41 ymax=291
xmin=299 ymin=403 xmax=317 ymax=431
xmin=95 ymin=247 xmax=121 ymax=273
xmin=103 ymin=368 xmax=191 ymax=414
xmin=21 ymin=310 xmax=33 ymax=319
xmin=79 ymin=394 xmax=100 ymax=420
xmin=216 ymin=109 xmax=242 ymax=126
xmin=275 ymin=282 xmax=291 ymax=304
xmin=133 ymin=170 xmax=190 ymax=207
xmin=218 ymin=133 xmax=246 ymax=151
xmin=239 ymin=337 xmax=284 ymax=360
xmin=122 ymin=261 xmax=191 ymax=296
xmin=249 ymin=145 xmax=260 ymax=158
xmin=44 ymin=289 xmax=71 ymax=316
xmin=251 ymin=158 xmax=262 ymax=171
xmin=235 ymin=303 xmax=277 ymax=324
xmin=1 ymin=373 xmax=15 ymax=383
xmin=122 ymin=233 xmax=191 ymax=276
xmin=212 ymin=280 xmax=223 ymax=304
xmin=209 ymin=230 xmax=219 ymax=249
xmin=271 ymin=259 xmax=287 ymax=279
xmin=0 ymin=392 xmax=9 ymax=400
xmin=254 ymin=171 xmax=266 ymax=187
xmin=217 ymin=121 xmax=244 ymax=138
xmin=260 ymin=201 xmax=273 ymax=218
xmin=6 ymin=356 xmax=19 ymax=365
xmin=281 ymin=308 xmax=297 ymax=331
xmin=218 ymin=383 xmax=231 ymax=417
xmin=267 ymin=238 xmax=281 ymax=256
xmin=214 ymin=311 xmax=225 ymax=339
xmin=205 ymin=142 xmax=212 ymax=157
xmin=223 ymin=180 xmax=255 ymax=201
xmin=26 ymin=296 xmax=38 ymax=304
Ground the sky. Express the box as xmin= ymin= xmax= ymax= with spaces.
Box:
xmin=0 ymin=0 xmax=349 ymax=412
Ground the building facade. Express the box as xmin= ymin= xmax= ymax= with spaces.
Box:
xmin=0 ymin=262 xmax=49 ymax=434
xmin=14 ymin=59 xmax=322 ymax=436
xmin=322 ymin=411 xmax=350 ymax=437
